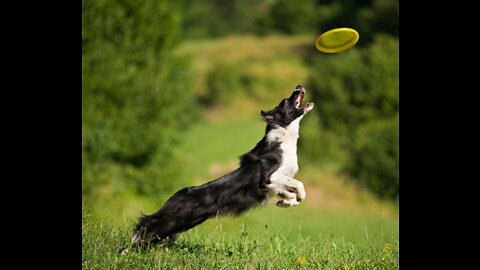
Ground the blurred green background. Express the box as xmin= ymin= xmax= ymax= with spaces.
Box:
xmin=82 ymin=0 xmax=398 ymax=226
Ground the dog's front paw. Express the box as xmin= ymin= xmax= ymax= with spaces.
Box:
xmin=285 ymin=182 xmax=306 ymax=202
xmin=296 ymin=184 xmax=306 ymax=202
xmin=276 ymin=199 xmax=299 ymax=208
xmin=276 ymin=200 xmax=289 ymax=207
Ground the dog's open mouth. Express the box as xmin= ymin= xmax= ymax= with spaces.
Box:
xmin=295 ymin=89 xmax=314 ymax=111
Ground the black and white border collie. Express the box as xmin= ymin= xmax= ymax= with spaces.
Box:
xmin=130 ymin=85 xmax=314 ymax=250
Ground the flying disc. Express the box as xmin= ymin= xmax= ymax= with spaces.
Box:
xmin=315 ymin=28 xmax=359 ymax=53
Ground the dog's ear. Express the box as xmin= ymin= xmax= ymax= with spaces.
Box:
xmin=261 ymin=110 xmax=274 ymax=123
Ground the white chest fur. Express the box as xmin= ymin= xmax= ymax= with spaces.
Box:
xmin=266 ymin=116 xmax=303 ymax=178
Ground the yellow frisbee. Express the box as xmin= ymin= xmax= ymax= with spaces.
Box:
xmin=315 ymin=28 xmax=359 ymax=53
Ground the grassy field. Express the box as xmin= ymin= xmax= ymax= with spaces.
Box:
xmin=82 ymin=116 xmax=399 ymax=269
xmin=82 ymin=35 xmax=399 ymax=269
xmin=82 ymin=206 xmax=398 ymax=269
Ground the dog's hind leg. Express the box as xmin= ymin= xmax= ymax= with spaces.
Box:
xmin=164 ymin=216 xmax=209 ymax=245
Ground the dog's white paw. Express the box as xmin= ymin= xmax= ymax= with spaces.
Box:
xmin=276 ymin=200 xmax=289 ymax=207
xmin=285 ymin=182 xmax=306 ymax=202
xmin=297 ymin=184 xmax=306 ymax=202
xmin=276 ymin=199 xmax=299 ymax=208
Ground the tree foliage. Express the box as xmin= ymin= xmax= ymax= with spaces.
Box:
xmin=308 ymin=35 xmax=399 ymax=199
xmin=82 ymin=0 xmax=199 ymax=200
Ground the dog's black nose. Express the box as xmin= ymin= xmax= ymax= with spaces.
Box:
xmin=296 ymin=85 xmax=302 ymax=90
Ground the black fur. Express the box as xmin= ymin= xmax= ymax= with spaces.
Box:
xmin=131 ymin=85 xmax=309 ymax=250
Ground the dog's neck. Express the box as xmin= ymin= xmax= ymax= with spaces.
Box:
xmin=266 ymin=116 xmax=303 ymax=145
xmin=266 ymin=116 xmax=303 ymax=178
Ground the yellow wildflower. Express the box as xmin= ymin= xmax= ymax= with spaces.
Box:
xmin=344 ymin=266 xmax=350 ymax=270
xmin=297 ymin=256 xmax=307 ymax=265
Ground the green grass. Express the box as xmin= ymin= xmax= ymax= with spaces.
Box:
xmin=82 ymin=109 xmax=399 ymax=270
xmin=82 ymin=206 xmax=398 ymax=269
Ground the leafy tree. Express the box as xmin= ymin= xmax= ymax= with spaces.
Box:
xmin=269 ymin=0 xmax=318 ymax=34
xmin=350 ymin=115 xmax=399 ymax=199
xmin=308 ymin=34 xmax=399 ymax=199
xmin=82 ymin=0 xmax=198 ymax=198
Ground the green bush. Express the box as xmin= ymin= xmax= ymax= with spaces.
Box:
xmin=298 ymin=112 xmax=349 ymax=170
xmin=82 ymin=0 xmax=199 ymax=205
xmin=309 ymin=35 xmax=398 ymax=138
xmin=179 ymin=0 xmax=270 ymax=38
xmin=202 ymin=62 xmax=247 ymax=106
xmin=269 ymin=0 xmax=318 ymax=34
xmin=349 ymin=115 xmax=399 ymax=199
xmin=314 ymin=0 xmax=399 ymax=45
xmin=307 ymin=34 xmax=399 ymax=199
xmin=176 ymin=0 xmax=399 ymax=42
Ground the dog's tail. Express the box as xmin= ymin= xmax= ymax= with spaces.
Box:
xmin=130 ymin=213 xmax=158 ymax=249
xmin=119 ymin=214 xmax=149 ymax=254
xmin=118 ymin=213 xmax=159 ymax=255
